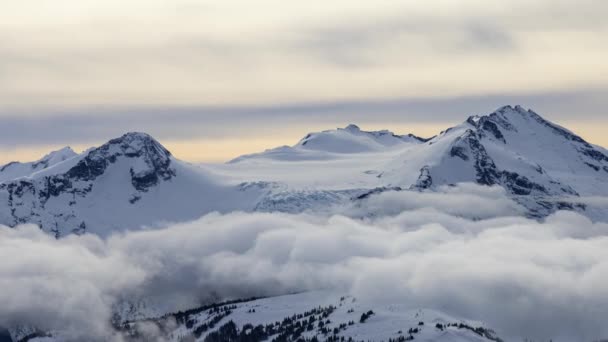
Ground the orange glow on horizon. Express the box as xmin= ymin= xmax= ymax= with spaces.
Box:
xmin=1 ymin=120 xmax=606 ymax=165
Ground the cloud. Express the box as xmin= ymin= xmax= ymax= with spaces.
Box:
xmin=342 ymin=183 xmax=525 ymax=220
xmin=2 ymin=0 xmax=608 ymax=109
xmin=1 ymin=89 xmax=607 ymax=148
xmin=1 ymin=185 xmax=608 ymax=341
xmin=0 ymin=225 xmax=146 ymax=339
xmin=2 ymin=1 xmax=608 ymax=164
xmin=292 ymin=15 xmax=517 ymax=69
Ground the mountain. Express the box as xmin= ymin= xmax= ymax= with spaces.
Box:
xmin=16 ymin=291 xmax=503 ymax=342
xmin=3 ymin=106 xmax=608 ymax=341
xmin=369 ymin=105 xmax=608 ymax=217
xmin=123 ymin=291 xmax=503 ymax=342
xmin=295 ymin=124 xmax=428 ymax=153
xmin=1 ymin=106 xmax=607 ymax=237
xmin=230 ymin=125 xmax=428 ymax=163
xmin=225 ymin=105 xmax=608 ymax=219
xmin=0 ymin=133 xmax=267 ymax=237
xmin=385 ymin=105 xmax=608 ymax=196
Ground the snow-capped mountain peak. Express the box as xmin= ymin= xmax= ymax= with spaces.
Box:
xmin=105 ymin=132 xmax=172 ymax=159
xmin=343 ymin=123 xmax=362 ymax=132
xmin=296 ymin=124 xmax=426 ymax=152
xmin=39 ymin=146 xmax=77 ymax=165
xmin=231 ymin=125 xmax=428 ymax=163
xmin=0 ymin=132 xmax=266 ymax=237
xmin=395 ymin=105 xmax=608 ymax=205
xmin=67 ymin=131 xmax=175 ymax=191
xmin=464 ymin=105 xmax=595 ymax=147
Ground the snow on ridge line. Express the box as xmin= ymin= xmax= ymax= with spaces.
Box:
xmin=2 ymin=104 xmax=608 ymax=237
xmin=43 ymin=291 xmax=503 ymax=342
xmin=0 ymin=131 xmax=270 ymax=237
xmin=230 ymin=124 xmax=429 ymax=163
xmin=226 ymin=104 xmax=608 ymax=217
xmin=0 ymin=146 xmax=78 ymax=184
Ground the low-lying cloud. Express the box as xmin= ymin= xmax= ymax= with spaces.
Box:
xmin=1 ymin=185 xmax=607 ymax=341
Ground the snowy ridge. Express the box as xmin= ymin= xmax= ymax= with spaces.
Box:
xmin=379 ymin=105 xmax=608 ymax=195
xmin=0 ymin=133 xmax=267 ymax=237
xmin=1 ymin=106 xmax=608 ymax=237
xmin=0 ymin=147 xmax=77 ymax=184
xmin=295 ymin=124 xmax=428 ymax=153
xmin=112 ymin=292 xmax=503 ymax=342
xmin=386 ymin=105 xmax=608 ymax=216
xmin=226 ymin=105 xmax=608 ymax=219
xmin=3 ymin=107 xmax=608 ymax=341
xmin=230 ymin=125 xmax=427 ymax=163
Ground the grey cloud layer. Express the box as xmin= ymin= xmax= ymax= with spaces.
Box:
xmin=2 ymin=0 xmax=608 ymax=159
xmin=1 ymin=89 xmax=606 ymax=149
xmin=1 ymin=185 xmax=607 ymax=341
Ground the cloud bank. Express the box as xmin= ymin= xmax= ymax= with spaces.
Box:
xmin=3 ymin=1 xmax=608 ymax=164
xmin=1 ymin=185 xmax=607 ymax=341
xmin=3 ymin=0 xmax=608 ymax=108
xmin=2 ymin=90 xmax=607 ymax=165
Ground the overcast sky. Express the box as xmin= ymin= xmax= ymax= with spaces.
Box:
xmin=2 ymin=0 xmax=607 ymax=163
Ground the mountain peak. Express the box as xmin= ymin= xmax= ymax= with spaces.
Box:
xmin=103 ymin=132 xmax=172 ymax=159
xmin=109 ymin=131 xmax=164 ymax=146
xmin=61 ymin=132 xmax=175 ymax=192
xmin=495 ymin=104 xmax=527 ymax=114
xmin=342 ymin=124 xmax=361 ymax=132
xmin=38 ymin=146 xmax=77 ymax=164
xmin=463 ymin=105 xmax=598 ymax=150
xmin=29 ymin=146 xmax=78 ymax=172
xmin=46 ymin=146 xmax=75 ymax=155
xmin=467 ymin=105 xmax=533 ymax=124
xmin=465 ymin=105 xmax=548 ymax=135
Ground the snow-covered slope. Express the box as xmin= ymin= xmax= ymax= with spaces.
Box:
xmin=121 ymin=291 xmax=503 ymax=342
xmin=23 ymin=291 xmax=503 ymax=342
xmin=4 ymin=107 xmax=608 ymax=341
xmin=382 ymin=105 xmax=608 ymax=196
xmin=0 ymin=147 xmax=77 ymax=184
xmin=2 ymin=106 xmax=608 ymax=236
xmin=295 ymin=124 xmax=427 ymax=153
xmin=230 ymin=125 xmax=427 ymax=163
xmin=221 ymin=105 xmax=608 ymax=219
xmin=0 ymin=133 xmax=267 ymax=237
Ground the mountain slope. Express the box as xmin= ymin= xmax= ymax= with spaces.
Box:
xmin=21 ymin=291 xmax=503 ymax=342
xmin=230 ymin=125 xmax=427 ymax=163
xmin=2 ymin=105 xmax=608 ymax=236
xmin=224 ymin=105 xmax=608 ymax=219
xmin=388 ymin=105 xmax=608 ymax=197
xmin=0 ymin=133 xmax=267 ymax=237
xmin=119 ymin=291 xmax=504 ymax=342
xmin=0 ymin=147 xmax=77 ymax=184
xmin=296 ymin=124 xmax=427 ymax=153
xmin=364 ymin=105 xmax=608 ymax=219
